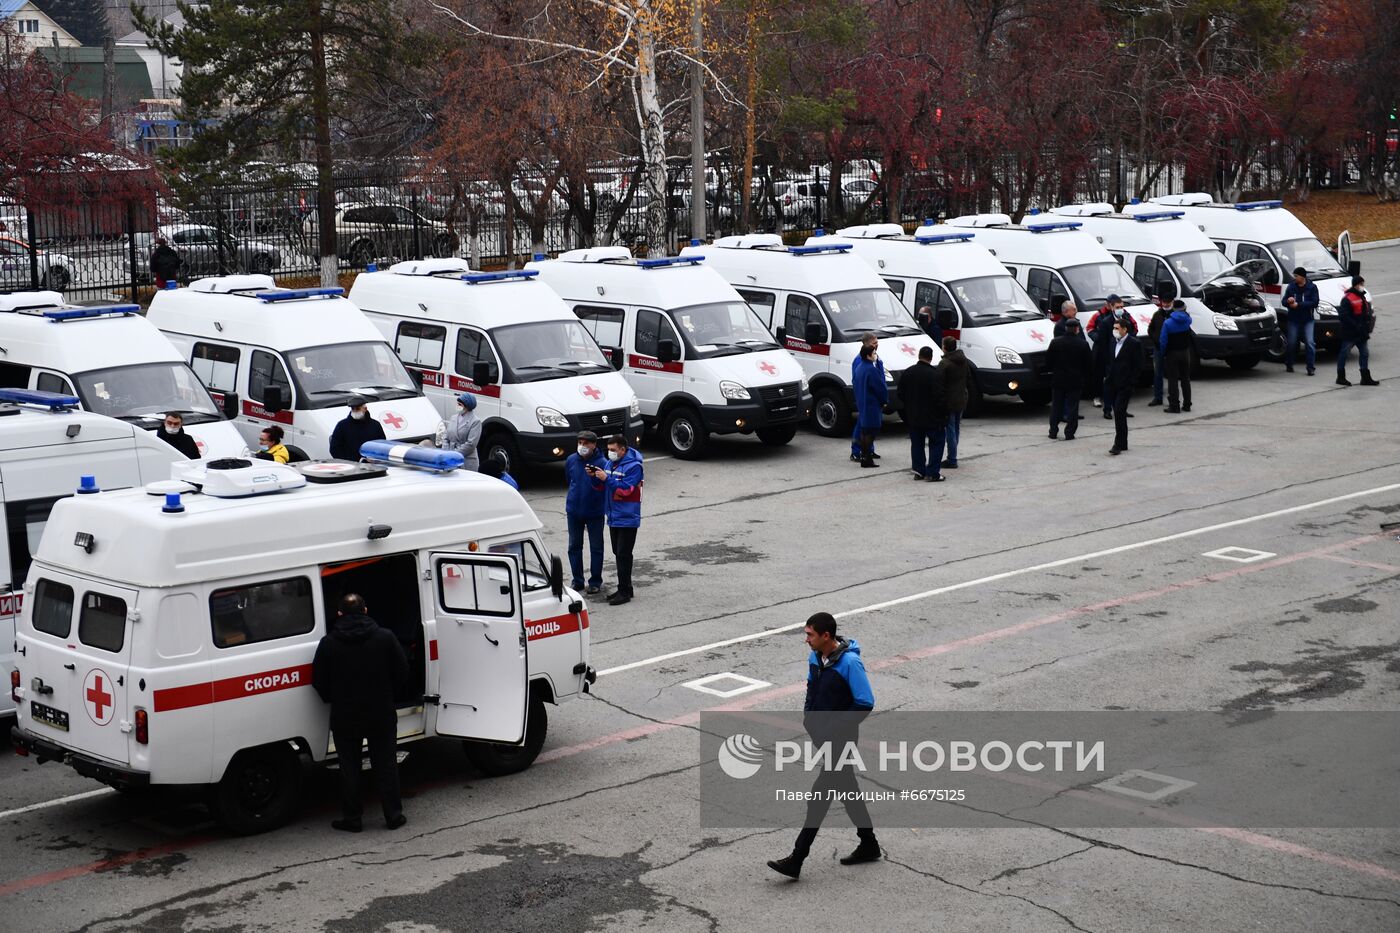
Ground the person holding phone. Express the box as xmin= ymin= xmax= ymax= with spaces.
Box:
xmin=589 ymin=435 xmax=644 ymax=605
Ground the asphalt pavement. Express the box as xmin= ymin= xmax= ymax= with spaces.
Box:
xmin=2 ymin=248 xmax=1399 ymax=931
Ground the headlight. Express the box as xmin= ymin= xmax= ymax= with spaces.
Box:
xmin=628 ymin=397 xmax=641 ymax=417
xmin=1318 ymin=301 xmax=1337 ymax=317
xmin=1212 ymin=314 xmax=1238 ymax=332
xmin=995 ymin=346 xmax=1023 ymax=365
xmin=535 ymin=406 xmax=569 ymax=428
xmin=719 ymin=380 xmax=751 ymax=400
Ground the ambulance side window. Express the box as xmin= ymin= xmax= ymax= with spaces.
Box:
xmin=736 ymin=289 xmax=776 ymax=329
xmin=882 ymin=279 xmax=905 ymax=301
xmin=784 ymin=295 xmax=825 ymax=343
xmin=31 ymin=579 xmax=74 ymax=638
xmin=249 ymin=350 xmax=291 ymax=406
xmin=1236 ymin=244 xmax=1279 ymax=284
xmin=0 ymin=361 xmax=31 ymax=389
xmin=209 ymin=576 xmax=314 ymax=649
xmin=191 ymin=342 xmax=240 ymax=392
xmin=5 ymin=496 xmax=59 ymax=589
xmin=635 ymin=310 xmax=679 ymax=358
xmin=1133 ymin=256 xmax=1172 ymax=298
xmin=1026 ymin=268 xmax=1062 ymax=310
xmin=78 ymin=592 xmax=127 ymax=653
xmin=574 ymin=305 xmax=626 ymax=348
xmin=914 ymin=282 xmax=957 ymax=323
xmin=1110 ymin=254 xmax=1124 ymax=267
xmin=37 ymin=372 xmax=73 ymax=395
xmin=488 ymin=541 xmax=550 ymax=591
xmin=1213 ymin=242 xmax=1227 ymax=255
xmin=1001 ymin=265 xmax=1018 ymax=279
xmin=438 ymin=559 xmax=516 ymax=616
xmin=455 ymin=329 xmax=500 ymax=384
xmin=395 ymin=322 xmax=446 ymax=370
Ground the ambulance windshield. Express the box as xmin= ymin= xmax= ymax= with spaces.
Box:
xmin=948 ymin=276 xmax=1042 ymax=325
xmin=1166 ymin=249 xmax=1232 ymax=292
xmin=288 ymin=341 xmax=419 ymax=408
xmin=72 ymin=361 xmax=222 ymax=424
xmin=669 ymin=301 xmax=778 ymax=357
xmin=818 ymin=288 xmax=921 ymax=340
xmin=1061 ymin=263 xmax=1149 ymax=307
xmin=494 ymin=320 xmax=612 ymax=382
xmin=1268 ymin=238 xmax=1345 ymax=278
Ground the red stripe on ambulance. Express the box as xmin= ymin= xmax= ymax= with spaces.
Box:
xmin=153 ymin=664 xmax=313 ymax=712
xmin=525 ymin=611 xmax=588 ymax=642
xmin=0 ymin=591 xmax=22 ymax=616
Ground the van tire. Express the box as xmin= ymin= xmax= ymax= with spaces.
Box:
xmin=463 ymin=696 xmax=547 ymax=777
xmin=1226 ymin=354 xmax=1260 ymax=370
xmin=756 ymin=424 xmax=798 ymax=446
xmin=482 ymin=432 xmax=523 ymax=478
xmin=212 ymin=745 xmax=304 ymax=835
xmin=811 ymin=386 xmax=852 ymax=438
xmin=663 ymin=407 xmax=710 ymax=459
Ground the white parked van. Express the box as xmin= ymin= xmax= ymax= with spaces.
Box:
xmin=527 ymin=247 xmax=810 ymax=458
xmin=146 ymin=276 xmax=440 ymax=460
xmin=0 ymin=388 xmax=183 ymax=718
xmin=11 ymin=444 xmax=594 ymax=834
xmin=679 ymin=234 xmax=939 ymax=437
xmin=0 ymin=292 xmax=245 ymax=458
xmin=1051 ymin=204 xmax=1279 ymax=368
xmin=1147 ymin=194 xmax=1359 ymax=354
xmin=818 ymin=224 xmax=1055 ymax=408
xmin=349 ymin=258 xmax=642 ymax=473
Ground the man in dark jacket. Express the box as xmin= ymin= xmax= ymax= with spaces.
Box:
xmin=1047 ymin=318 xmax=1093 ymax=440
xmin=1159 ymin=300 xmax=1196 ymax=413
xmin=1337 ymin=276 xmax=1379 ymax=387
xmin=1105 ymin=318 xmax=1142 ymax=455
xmin=329 ymin=398 xmax=387 ymax=460
xmin=899 ymin=346 xmax=947 ymax=481
xmin=1146 ymin=304 xmax=1171 ymax=406
xmin=914 ymin=305 xmax=941 ymax=344
xmin=850 ymin=332 xmax=883 ymax=462
xmin=937 ymin=337 xmax=970 ymax=468
xmin=1051 ymin=300 xmax=1080 ymax=338
xmin=1088 ymin=295 xmax=1136 ymax=416
xmin=312 ymin=593 xmax=410 ymax=831
xmin=1282 ymin=266 xmax=1318 ymax=375
xmin=150 ymin=235 xmax=181 ymax=289
xmin=158 ymin=411 xmax=201 ymax=459
xmin=768 ymin=612 xmax=878 ymax=880
xmin=564 ymin=430 xmax=608 ymax=594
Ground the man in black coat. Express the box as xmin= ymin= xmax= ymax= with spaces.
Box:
xmin=898 ymin=346 xmax=948 ymax=482
xmin=312 ymin=593 xmax=410 ymax=831
xmin=157 ymin=411 xmax=201 ymax=459
xmin=1105 ymin=318 xmax=1142 ymax=455
xmin=1046 ymin=318 xmax=1093 ymax=440
xmin=328 ymin=398 xmax=387 ymax=460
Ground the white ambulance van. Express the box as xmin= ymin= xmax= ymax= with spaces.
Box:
xmin=348 ymin=258 xmax=642 ymax=473
xmin=819 ymin=224 xmax=1055 ymax=409
xmin=0 ymin=388 xmax=183 ymax=718
xmin=0 ymin=292 xmax=245 ymax=457
xmin=526 ymin=248 xmax=810 ymax=458
xmin=1051 ymin=203 xmax=1280 ymax=369
xmin=1147 ymin=194 xmax=1359 ymax=356
xmin=679 ymin=234 xmax=938 ymax=437
xmin=146 ymin=276 xmax=440 ymax=459
xmin=11 ymin=442 xmax=594 ymax=834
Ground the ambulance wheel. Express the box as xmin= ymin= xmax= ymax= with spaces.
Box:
xmin=811 ymin=387 xmax=851 ymax=438
xmin=463 ymin=697 xmax=547 ymax=777
xmin=756 ymin=424 xmax=798 ymax=446
xmin=212 ymin=745 xmax=304 ymax=835
xmin=663 ymin=407 xmax=710 ymax=459
xmin=482 ymin=432 xmax=522 ymax=477
xmin=1226 ymin=354 xmax=1261 ymax=370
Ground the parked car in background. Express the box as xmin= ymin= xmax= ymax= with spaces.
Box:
xmin=305 ymin=202 xmax=456 ymax=267
xmin=0 ymin=235 xmax=75 ymax=291
xmin=129 ymin=224 xmax=283 ymax=283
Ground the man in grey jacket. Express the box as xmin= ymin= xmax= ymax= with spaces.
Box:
xmin=443 ymin=392 xmax=483 ymax=471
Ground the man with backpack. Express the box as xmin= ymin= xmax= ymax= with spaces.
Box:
xmin=1337 ymin=276 xmax=1379 ymax=387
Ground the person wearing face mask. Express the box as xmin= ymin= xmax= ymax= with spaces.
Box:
xmin=442 ymin=392 xmax=482 ymax=471
xmin=588 ymin=435 xmax=644 ymax=605
xmin=158 ymin=411 xmax=201 ymax=459
xmin=329 ymin=397 xmax=387 ymax=461
xmin=255 ymin=425 xmax=290 ymax=463
xmin=564 ymin=430 xmax=607 ymax=595
xmin=1105 ymin=317 xmax=1142 ymax=455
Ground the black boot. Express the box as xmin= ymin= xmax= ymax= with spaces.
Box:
xmin=839 ymin=834 xmax=882 ymax=865
xmin=1336 ymin=371 xmax=1352 ymax=387
xmin=1361 ymin=370 xmax=1380 ymax=386
xmin=767 ymin=853 xmax=804 ymax=879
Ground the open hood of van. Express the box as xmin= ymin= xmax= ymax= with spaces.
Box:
xmin=1202 ymin=259 xmax=1272 ymax=291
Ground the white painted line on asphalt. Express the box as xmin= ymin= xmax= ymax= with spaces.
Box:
xmin=0 ymin=788 xmax=114 ymax=821
xmin=681 ymin=672 xmax=771 ymax=697
xmin=1095 ymin=769 xmax=1197 ymax=801
xmin=596 ymin=479 xmax=1400 ymax=677
xmin=1202 ymin=546 xmax=1277 ymax=563
xmin=1369 ymin=289 xmax=1400 ymax=299
xmin=644 ymin=455 xmax=672 ymax=462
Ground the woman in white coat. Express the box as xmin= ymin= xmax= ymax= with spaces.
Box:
xmin=442 ymin=392 xmax=483 ymax=471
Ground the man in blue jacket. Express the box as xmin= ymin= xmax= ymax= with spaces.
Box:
xmin=852 ymin=342 xmax=888 ymax=468
xmin=1282 ymin=266 xmax=1318 ymax=375
xmin=849 ymin=332 xmax=883 ymax=462
xmin=564 ymin=430 xmax=607 ymax=595
xmin=768 ymin=612 xmax=879 ymax=880
xmin=1158 ymin=300 xmax=1196 ymax=414
xmin=589 ymin=434 xmax=643 ymax=605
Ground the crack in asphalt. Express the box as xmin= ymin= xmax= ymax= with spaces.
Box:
xmin=996 ymin=649 xmax=1102 ymax=680
xmin=979 ymin=844 xmax=1096 ymax=884
xmin=884 ymin=854 xmax=1100 ymax=933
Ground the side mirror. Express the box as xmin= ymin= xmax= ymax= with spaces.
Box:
xmin=472 ymin=360 xmax=493 ymax=386
xmin=1348 ymin=260 xmax=1361 ymax=278
xmin=549 ymin=554 xmax=564 ymax=600
xmin=221 ymin=391 xmax=240 ymax=420
xmin=775 ymin=325 xmax=787 ymax=342
xmin=657 ymin=339 xmax=679 ymax=363
xmin=1156 ymin=281 xmax=1178 ymax=301
xmin=261 ymin=385 xmax=287 ymax=413
xmin=804 ymin=322 xmax=826 ymax=345
xmin=609 ymin=347 xmax=624 ymax=371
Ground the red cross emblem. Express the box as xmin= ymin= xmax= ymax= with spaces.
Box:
xmin=581 ymin=384 xmax=603 ymax=401
xmin=899 ymin=342 xmax=917 ymax=356
xmin=758 ymin=361 xmax=777 ymax=376
xmin=1029 ymin=330 xmax=1047 ymax=343
xmin=84 ymin=668 xmax=114 ymax=725
xmin=195 ymin=438 xmax=207 ymax=455
xmin=381 ymin=411 xmax=404 ymax=430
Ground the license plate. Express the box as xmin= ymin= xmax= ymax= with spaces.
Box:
xmin=31 ymin=701 xmax=69 ymax=732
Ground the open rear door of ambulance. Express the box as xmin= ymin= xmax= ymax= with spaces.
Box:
xmin=430 ymin=552 xmax=528 ymax=743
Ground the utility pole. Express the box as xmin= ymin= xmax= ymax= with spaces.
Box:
xmin=689 ymin=0 xmax=705 ymax=242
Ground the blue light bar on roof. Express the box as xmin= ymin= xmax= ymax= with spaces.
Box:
xmin=636 ymin=256 xmax=705 ymax=269
xmin=1235 ymin=200 xmax=1282 ymax=211
xmin=1132 ymin=211 xmax=1185 ymax=222
xmin=256 ymin=287 xmax=345 ymax=302
xmin=788 ymin=243 xmax=853 ymax=255
xmin=1025 ymin=222 xmax=1083 ymax=234
xmin=41 ymin=304 xmax=139 ymax=321
xmin=914 ymin=232 xmax=975 ymax=244
xmin=460 ymin=270 xmax=539 ymax=284
xmin=0 ymin=387 xmax=81 ymax=410
xmin=359 ymin=440 xmax=463 ymax=472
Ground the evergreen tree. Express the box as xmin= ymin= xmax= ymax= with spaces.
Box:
xmin=132 ymin=1 xmax=418 ymax=284
xmin=36 ymin=0 xmax=111 ymax=46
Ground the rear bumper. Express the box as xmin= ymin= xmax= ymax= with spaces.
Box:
xmin=11 ymin=725 xmax=150 ymax=788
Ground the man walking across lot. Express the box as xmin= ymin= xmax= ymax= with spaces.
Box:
xmin=1047 ymin=318 xmax=1093 ymax=439
xmin=590 ymin=434 xmax=644 ymax=605
xmin=1337 ymin=276 xmax=1379 ymax=387
xmin=768 ymin=612 xmax=878 ymax=880
xmin=565 ymin=430 xmax=607 ymax=594
xmin=899 ymin=345 xmax=947 ymax=481
xmin=1106 ymin=317 xmax=1142 ymax=455
xmin=1282 ymin=266 xmax=1318 ymax=375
